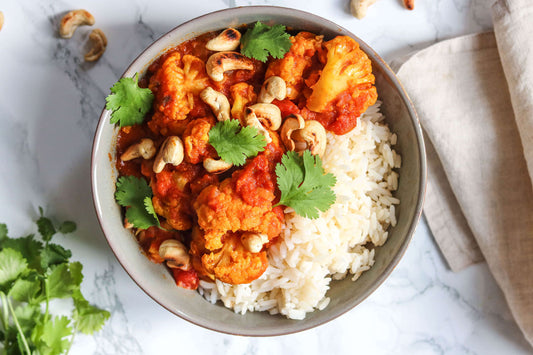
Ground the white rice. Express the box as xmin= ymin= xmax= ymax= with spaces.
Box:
xmin=199 ymin=102 xmax=401 ymax=319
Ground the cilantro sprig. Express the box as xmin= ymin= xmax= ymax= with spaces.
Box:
xmin=115 ymin=175 xmax=160 ymax=229
xmin=106 ymin=73 xmax=154 ymax=127
xmin=208 ymin=119 xmax=267 ymax=166
xmin=275 ymin=151 xmax=337 ymax=219
xmin=0 ymin=209 xmax=110 ymax=355
xmin=241 ymin=21 xmax=292 ymax=62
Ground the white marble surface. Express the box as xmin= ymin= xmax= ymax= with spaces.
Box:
xmin=0 ymin=0 xmax=531 ymax=354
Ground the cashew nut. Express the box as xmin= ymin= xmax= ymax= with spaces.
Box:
xmin=203 ymin=158 xmax=233 ymax=174
xmin=0 ymin=11 xmax=4 ymax=32
xmin=245 ymin=103 xmax=282 ymax=131
xmin=84 ymin=28 xmax=107 ymax=62
xmin=159 ymin=239 xmax=191 ymax=270
xmin=153 ymin=136 xmax=184 ymax=173
xmin=206 ymin=52 xmax=254 ymax=82
xmin=206 ymin=28 xmax=241 ymax=52
xmin=280 ymin=114 xmax=305 ymax=151
xmin=258 ymin=76 xmax=287 ymax=103
xmin=59 ymin=9 xmax=95 ymax=38
xmin=281 ymin=116 xmax=327 ymax=157
xmin=120 ymin=138 xmax=156 ymax=161
xmin=244 ymin=110 xmax=272 ymax=144
xmin=403 ymin=0 xmax=414 ymax=10
xmin=241 ymin=232 xmax=269 ymax=253
xmin=200 ymin=87 xmax=230 ymax=121
xmin=350 ymin=0 xmax=378 ymax=19
xmin=292 ymin=120 xmax=327 ymax=157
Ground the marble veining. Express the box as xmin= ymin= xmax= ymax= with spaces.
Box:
xmin=0 ymin=0 xmax=531 ymax=354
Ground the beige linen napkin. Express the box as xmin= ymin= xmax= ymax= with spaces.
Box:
xmin=395 ymin=0 xmax=533 ymax=346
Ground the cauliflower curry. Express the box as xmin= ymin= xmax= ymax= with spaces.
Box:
xmin=115 ymin=26 xmax=376 ymax=290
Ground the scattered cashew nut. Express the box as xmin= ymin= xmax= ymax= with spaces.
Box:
xmin=159 ymin=239 xmax=191 ymax=270
xmin=206 ymin=28 xmax=241 ymax=52
xmin=245 ymin=103 xmax=282 ymax=131
xmin=350 ymin=0 xmax=378 ymax=19
xmin=241 ymin=232 xmax=269 ymax=253
xmin=258 ymin=76 xmax=287 ymax=103
xmin=206 ymin=51 xmax=254 ymax=82
xmin=203 ymin=157 xmax=233 ymax=174
xmin=59 ymin=9 xmax=95 ymax=38
xmin=120 ymin=138 xmax=156 ymax=161
xmin=403 ymin=0 xmax=414 ymax=10
xmin=0 ymin=11 xmax=4 ymax=32
xmin=84 ymin=28 xmax=107 ymax=62
xmin=153 ymin=136 xmax=184 ymax=173
xmin=200 ymin=87 xmax=231 ymax=121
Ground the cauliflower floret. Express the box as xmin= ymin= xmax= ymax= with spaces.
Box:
xmin=306 ymin=36 xmax=376 ymax=113
xmin=149 ymin=53 xmax=210 ymax=122
xmin=151 ymin=162 xmax=203 ymax=230
xmin=265 ymin=32 xmax=323 ymax=100
xmin=230 ymin=82 xmax=257 ymax=123
xmin=193 ymin=179 xmax=282 ymax=240
xmin=201 ymin=233 xmax=268 ymax=285
xmin=182 ymin=117 xmax=217 ymax=164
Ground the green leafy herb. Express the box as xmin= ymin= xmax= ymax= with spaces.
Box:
xmin=115 ymin=175 xmax=160 ymax=229
xmin=106 ymin=73 xmax=154 ymax=127
xmin=58 ymin=221 xmax=76 ymax=234
xmin=241 ymin=21 xmax=292 ymax=62
xmin=37 ymin=207 xmax=56 ymax=242
xmin=275 ymin=150 xmax=337 ymax=219
xmin=0 ymin=248 xmax=27 ymax=288
xmin=208 ymin=119 xmax=267 ymax=166
xmin=0 ymin=209 xmax=109 ymax=355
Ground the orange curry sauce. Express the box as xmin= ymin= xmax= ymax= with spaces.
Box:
xmin=115 ymin=29 xmax=376 ymax=290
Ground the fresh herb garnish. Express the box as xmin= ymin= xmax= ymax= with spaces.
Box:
xmin=208 ymin=119 xmax=267 ymax=166
xmin=115 ymin=175 xmax=160 ymax=229
xmin=105 ymin=73 xmax=154 ymax=127
xmin=0 ymin=209 xmax=110 ymax=355
xmin=241 ymin=21 xmax=292 ymax=62
xmin=275 ymin=150 xmax=337 ymax=219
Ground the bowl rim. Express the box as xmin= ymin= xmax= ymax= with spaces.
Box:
xmin=91 ymin=5 xmax=427 ymax=336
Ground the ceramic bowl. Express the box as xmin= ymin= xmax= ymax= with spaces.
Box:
xmin=91 ymin=6 xmax=426 ymax=336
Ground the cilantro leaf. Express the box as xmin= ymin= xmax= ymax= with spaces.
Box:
xmin=241 ymin=21 xmax=292 ymax=62
xmin=46 ymin=263 xmax=76 ymax=299
xmin=8 ymin=277 xmax=41 ymax=303
xmin=0 ymin=248 xmax=28 ymax=288
xmin=115 ymin=175 xmax=160 ymax=229
xmin=0 ymin=223 xmax=7 ymax=241
xmin=0 ymin=212 xmax=109 ymax=355
xmin=32 ymin=315 xmax=73 ymax=355
xmin=1 ymin=234 xmax=43 ymax=270
xmin=73 ymin=293 xmax=110 ymax=335
xmin=14 ymin=304 xmax=40 ymax=331
xmin=276 ymin=150 xmax=336 ymax=219
xmin=69 ymin=261 xmax=84 ymax=287
xmin=106 ymin=73 xmax=154 ymax=127
xmin=144 ymin=196 xmax=159 ymax=223
xmin=208 ymin=119 xmax=267 ymax=166
xmin=37 ymin=207 xmax=56 ymax=242
xmin=40 ymin=243 xmax=72 ymax=270
xmin=58 ymin=221 xmax=77 ymax=234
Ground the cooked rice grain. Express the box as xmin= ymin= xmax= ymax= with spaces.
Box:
xmin=199 ymin=102 xmax=400 ymax=319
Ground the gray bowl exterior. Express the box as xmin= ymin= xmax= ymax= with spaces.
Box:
xmin=91 ymin=6 xmax=426 ymax=336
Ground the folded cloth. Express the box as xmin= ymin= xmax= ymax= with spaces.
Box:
xmin=395 ymin=0 xmax=533 ymax=346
